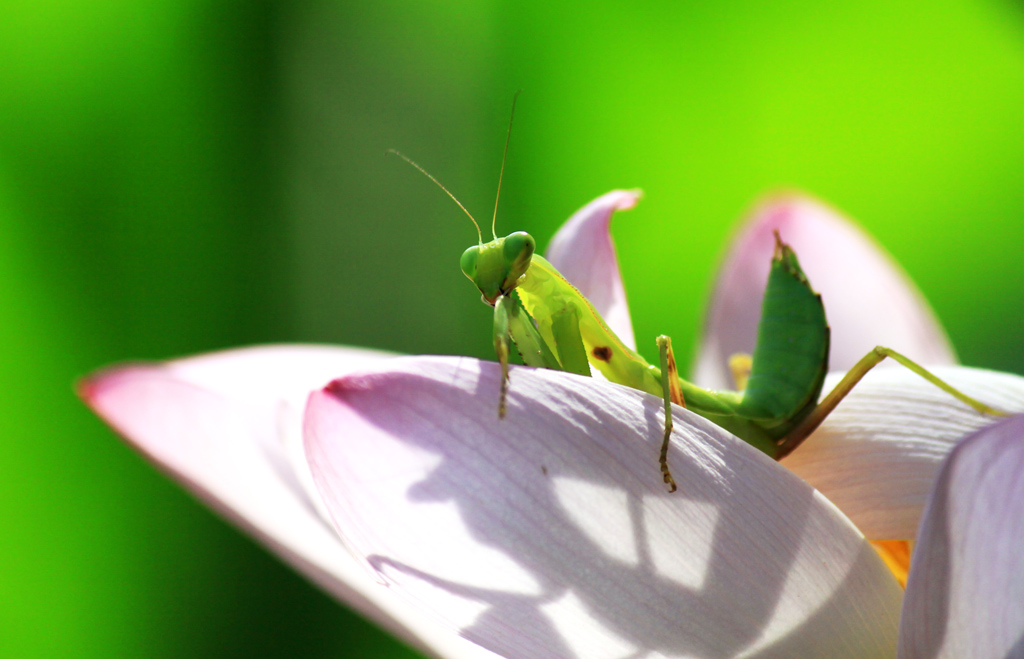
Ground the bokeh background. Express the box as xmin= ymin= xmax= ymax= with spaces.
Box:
xmin=2 ymin=0 xmax=1023 ymax=657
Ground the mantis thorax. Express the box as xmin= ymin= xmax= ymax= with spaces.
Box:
xmin=461 ymin=231 xmax=536 ymax=305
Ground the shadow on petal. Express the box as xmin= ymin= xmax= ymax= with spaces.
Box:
xmin=306 ymin=356 xmax=902 ymax=658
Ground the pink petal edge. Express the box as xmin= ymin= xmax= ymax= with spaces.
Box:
xmin=545 ymin=189 xmax=641 ymax=350
xmin=80 ymin=344 xmax=499 ymax=659
xmin=899 ymin=414 xmax=1024 ymax=658
xmin=694 ymin=195 xmax=956 ymax=390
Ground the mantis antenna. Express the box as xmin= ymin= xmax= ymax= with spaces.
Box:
xmin=387 ymin=149 xmax=483 ymax=245
xmin=491 ymin=90 xmax=522 ymax=240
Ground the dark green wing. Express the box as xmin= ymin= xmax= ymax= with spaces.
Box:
xmin=736 ymin=235 xmax=830 ymax=438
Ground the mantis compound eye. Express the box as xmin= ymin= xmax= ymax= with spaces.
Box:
xmin=460 ymin=245 xmax=480 ymax=281
xmin=502 ymin=231 xmax=536 ymax=282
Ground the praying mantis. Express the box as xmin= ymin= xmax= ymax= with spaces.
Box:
xmin=390 ymin=101 xmax=1005 ymax=492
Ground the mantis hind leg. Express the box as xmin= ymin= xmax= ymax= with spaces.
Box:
xmin=776 ymin=346 xmax=1008 ymax=459
xmin=656 ymin=335 xmax=686 ymax=493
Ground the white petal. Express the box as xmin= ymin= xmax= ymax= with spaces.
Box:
xmin=694 ymin=196 xmax=956 ymax=390
xmin=783 ymin=366 xmax=1024 ymax=541
xmin=82 ymin=344 xmax=499 ymax=659
xmin=306 ymin=356 xmax=902 ymax=658
xmin=545 ymin=190 xmax=640 ymax=349
xmin=899 ymin=414 xmax=1024 ymax=659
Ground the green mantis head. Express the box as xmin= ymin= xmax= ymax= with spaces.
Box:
xmin=461 ymin=231 xmax=536 ymax=305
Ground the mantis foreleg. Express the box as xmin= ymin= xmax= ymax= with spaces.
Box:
xmin=492 ymin=296 xmax=513 ymax=418
xmin=776 ymin=346 xmax=1010 ymax=459
xmin=494 ymin=292 xmax=566 ymax=417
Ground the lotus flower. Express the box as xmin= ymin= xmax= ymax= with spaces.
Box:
xmin=82 ymin=192 xmax=1024 ymax=658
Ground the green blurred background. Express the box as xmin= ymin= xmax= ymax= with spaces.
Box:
xmin=2 ymin=0 xmax=1023 ymax=656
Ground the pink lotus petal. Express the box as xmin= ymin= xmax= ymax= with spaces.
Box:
xmin=899 ymin=414 xmax=1024 ymax=658
xmin=81 ymin=344 xmax=498 ymax=659
xmin=784 ymin=366 xmax=1024 ymax=541
xmin=694 ymin=196 xmax=956 ymax=390
xmin=306 ymin=356 xmax=902 ymax=658
xmin=545 ymin=190 xmax=640 ymax=350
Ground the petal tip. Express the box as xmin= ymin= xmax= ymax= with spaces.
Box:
xmin=582 ymin=188 xmax=643 ymax=223
xmin=743 ymin=191 xmax=846 ymax=239
xmin=76 ymin=364 xmax=176 ymax=443
xmin=77 ymin=364 xmax=149 ymax=410
xmin=619 ymin=188 xmax=643 ymax=208
xmin=75 ymin=372 xmax=103 ymax=405
xmin=322 ymin=371 xmax=381 ymax=400
xmin=323 ymin=377 xmax=350 ymax=399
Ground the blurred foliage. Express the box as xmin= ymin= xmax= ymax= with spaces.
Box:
xmin=1 ymin=0 xmax=1022 ymax=656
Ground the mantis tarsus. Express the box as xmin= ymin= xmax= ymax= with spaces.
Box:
xmin=391 ymin=102 xmax=1006 ymax=493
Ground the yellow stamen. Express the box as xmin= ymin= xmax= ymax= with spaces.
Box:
xmin=728 ymin=353 xmax=753 ymax=392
